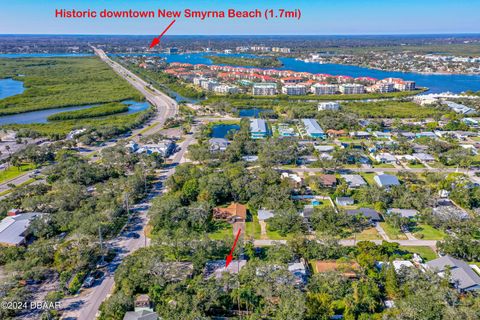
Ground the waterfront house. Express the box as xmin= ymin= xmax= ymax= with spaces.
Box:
xmin=250 ymin=119 xmax=269 ymax=139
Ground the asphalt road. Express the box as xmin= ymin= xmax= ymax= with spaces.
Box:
xmin=92 ymin=47 xmax=178 ymax=134
xmin=59 ymin=133 xmax=195 ymax=320
xmin=57 ymin=48 xmax=183 ymax=320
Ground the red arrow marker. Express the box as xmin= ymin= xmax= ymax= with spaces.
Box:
xmin=225 ymin=228 xmax=242 ymax=268
xmin=149 ymin=19 xmax=177 ymax=49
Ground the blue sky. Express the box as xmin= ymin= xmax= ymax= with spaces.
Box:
xmin=1 ymin=0 xmax=479 ymax=35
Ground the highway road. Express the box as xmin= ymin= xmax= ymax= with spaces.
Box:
xmin=56 ymin=48 xmax=185 ymax=320
xmin=92 ymin=46 xmax=178 ymax=134
xmin=0 ymin=48 xmax=178 ymax=197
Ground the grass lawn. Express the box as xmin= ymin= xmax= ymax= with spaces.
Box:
xmin=265 ymin=224 xmax=291 ymax=240
xmin=411 ymin=224 xmax=446 ymax=240
xmin=208 ymin=222 xmax=233 ymax=240
xmin=399 ymin=246 xmax=437 ymax=261
xmin=407 ymin=163 xmax=425 ymax=169
xmin=373 ymin=163 xmax=395 ymax=168
xmin=380 ymin=222 xmax=408 ymax=240
xmin=360 ymin=173 xmax=376 ymax=186
xmin=0 ymin=163 xmax=35 ymax=183
xmin=348 ymin=227 xmax=382 ymax=241
xmin=427 ymin=162 xmax=447 ymax=169
xmin=245 ymin=215 xmax=262 ymax=239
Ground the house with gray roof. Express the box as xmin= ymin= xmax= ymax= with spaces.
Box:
xmin=426 ymin=255 xmax=480 ymax=292
xmin=336 ymin=197 xmax=354 ymax=206
xmin=374 ymin=174 xmax=400 ymax=188
xmin=301 ymin=119 xmax=326 ymax=139
xmin=250 ymin=119 xmax=269 ymax=139
xmin=341 ymin=174 xmax=367 ymax=188
xmin=204 ymin=260 xmax=247 ymax=279
xmin=387 ymin=208 xmax=418 ymax=218
xmin=0 ymin=212 xmax=43 ymax=246
xmin=258 ymin=210 xmax=275 ymax=221
xmin=123 ymin=310 xmax=159 ymax=320
xmin=346 ymin=208 xmax=381 ymax=222
xmin=413 ymin=152 xmax=435 ymax=162
xmin=209 ymin=138 xmax=230 ymax=152
xmin=432 ymin=199 xmax=470 ymax=221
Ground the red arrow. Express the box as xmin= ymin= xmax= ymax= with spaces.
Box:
xmin=225 ymin=228 xmax=242 ymax=268
xmin=149 ymin=19 xmax=177 ymax=49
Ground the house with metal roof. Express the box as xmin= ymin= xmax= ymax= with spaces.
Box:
xmin=374 ymin=174 xmax=400 ymax=188
xmin=426 ymin=255 xmax=480 ymax=292
xmin=0 ymin=212 xmax=43 ymax=246
xmin=250 ymin=119 xmax=269 ymax=139
xmin=301 ymin=119 xmax=326 ymax=139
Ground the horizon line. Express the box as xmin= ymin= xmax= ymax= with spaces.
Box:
xmin=1 ymin=32 xmax=480 ymax=37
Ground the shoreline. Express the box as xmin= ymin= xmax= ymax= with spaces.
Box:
xmin=295 ymin=58 xmax=480 ymax=76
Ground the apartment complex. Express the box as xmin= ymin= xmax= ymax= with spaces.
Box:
xmin=282 ymin=84 xmax=307 ymax=95
xmin=311 ymin=83 xmax=337 ymax=95
xmin=252 ymin=83 xmax=277 ymax=96
xmin=339 ymin=84 xmax=365 ymax=94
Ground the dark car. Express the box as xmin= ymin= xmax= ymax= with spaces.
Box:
xmin=128 ymin=232 xmax=140 ymax=239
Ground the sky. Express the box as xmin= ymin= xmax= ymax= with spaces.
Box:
xmin=1 ymin=0 xmax=479 ymax=35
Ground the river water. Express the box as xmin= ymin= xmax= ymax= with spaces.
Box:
xmin=112 ymin=52 xmax=480 ymax=94
xmin=0 ymin=78 xmax=24 ymax=99
xmin=0 ymin=100 xmax=149 ymax=125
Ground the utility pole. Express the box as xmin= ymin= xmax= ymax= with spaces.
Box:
xmin=98 ymin=226 xmax=104 ymax=264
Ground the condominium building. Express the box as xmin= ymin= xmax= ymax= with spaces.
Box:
xmin=339 ymin=84 xmax=365 ymax=94
xmin=374 ymin=82 xmax=395 ymax=93
xmin=193 ymin=77 xmax=208 ymax=86
xmin=201 ymin=80 xmax=219 ymax=91
xmin=252 ymin=83 xmax=277 ymax=96
xmin=311 ymin=83 xmax=338 ymax=95
xmin=213 ymin=84 xmax=239 ymax=94
xmin=281 ymin=85 xmax=307 ymax=95
xmin=394 ymin=80 xmax=416 ymax=91
xmin=318 ymin=102 xmax=340 ymax=111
